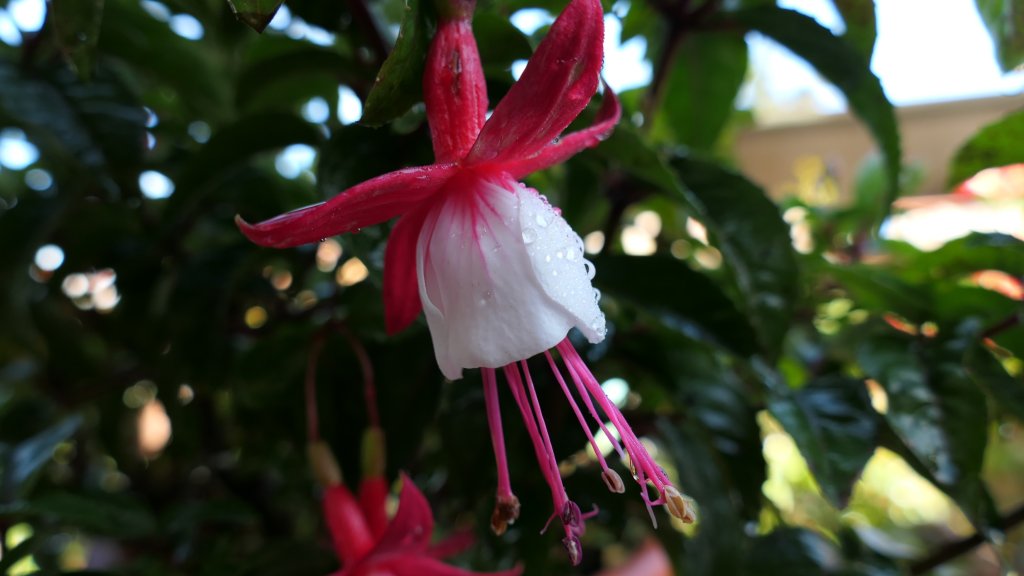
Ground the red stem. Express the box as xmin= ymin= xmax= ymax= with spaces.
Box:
xmin=305 ymin=332 xmax=327 ymax=443
xmin=339 ymin=325 xmax=379 ymax=428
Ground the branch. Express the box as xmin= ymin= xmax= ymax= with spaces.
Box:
xmin=909 ymin=503 xmax=1024 ymax=574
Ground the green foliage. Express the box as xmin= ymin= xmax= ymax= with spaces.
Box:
xmin=948 ymin=108 xmax=1024 ymax=187
xmin=974 ymin=0 xmax=1024 ymax=72
xmin=0 ymin=0 xmax=1022 ymax=575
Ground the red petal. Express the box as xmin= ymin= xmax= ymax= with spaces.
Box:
xmin=373 ymin=473 xmax=435 ymax=555
xmin=384 ymin=206 xmax=431 ymax=334
xmin=358 ymin=477 xmax=391 ymax=540
xmin=425 ymin=19 xmax=488 ymax=163
xmin=386 ymin=556 xmax=522 ymax=576
xmin=323 ymin=485 xmax=375 ymax=565
xmin=236 ymin=163 xmax=458 ymax=248
xmin=466 ymin=0 xmax=604 ymax=166
xmin=501 ymin=85 xmax=620 ymax=179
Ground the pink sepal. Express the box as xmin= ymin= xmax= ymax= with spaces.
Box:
xmin=235 ymin=163 xmax=458 ymax=248
xmin=383 ymin=206 xmax=431 ymax=334
xmin=424 ymin=19 xmax=488 ymax=163
xmin=502 ymin=85 xmax=621 ymax=179
xmin=467 ymin=0 xmax=605 ymax=166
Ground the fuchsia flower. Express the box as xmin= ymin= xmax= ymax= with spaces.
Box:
xmin=240 ymin=0 xmax=695 ymax=565
xmin=321 ymin=471 xmax=520 ymax=576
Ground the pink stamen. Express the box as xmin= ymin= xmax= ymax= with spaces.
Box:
xmin=544 ymin=351 xmax=612 ymax=473
xmin=556 ymin=342 xmax=625 ymax=459
xmin=482 ymin=368 xmax=513 ymax=498
xmin=556 ymin=340 xmax=674 ymax=515
xmin=502 ymin=364 xmax=567 ymax=510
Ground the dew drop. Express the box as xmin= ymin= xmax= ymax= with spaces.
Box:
xmin=593 ymin=288 xmax=601 ymax=301
xmin=556 ymin=250 xmax=564 ymax=259
xmin=545 ymin=254 xmax=552 ymax=263
xmin=583 ymin=260 xmax=596 ymax=280
xmin=522 ymin=227 xmax=538 ymax=244
xmin=535 ymin=213 xmax=549 ymax=227
xmin=566 ymin=250 xmax=577 ymax=261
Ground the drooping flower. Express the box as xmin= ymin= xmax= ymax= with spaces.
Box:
xmin=306 ymin=329 xmax=519 ymax=576
xmin=240 ymin=0 xmax=696 ymax=564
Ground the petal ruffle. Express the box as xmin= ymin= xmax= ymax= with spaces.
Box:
xmin=416 ymin=171 xmax=605 ymax=380
xmin=466 ymin=0 xmax=604 ymax=167
xmin=502 ymin=86 xmax=620 ymax=180
xmin=384 ymin=206 xmax=431 ymax=334
xmin=236 ymin=163 xmax=458 ymax=248
xmin=372 ymin=473 xmax=435 ymax=556
xmin=424 ymin=19 xmax=488 ymax=163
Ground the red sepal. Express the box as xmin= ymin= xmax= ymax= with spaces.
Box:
xmin=236 ymin=163 xmax=458 ymax=248
xmin=323 ymin=485 xmax=375 ymax=566
xmin=383 ymin=205 xmax=431 ymax=334
xmin=467 ymin=0 xmax=604 ymax=166
xmin=425 ymin=19 xmax=488 ymax=163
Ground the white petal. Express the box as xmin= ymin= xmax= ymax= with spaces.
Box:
xmin=417 ymin=174 xmax=606 ymax=380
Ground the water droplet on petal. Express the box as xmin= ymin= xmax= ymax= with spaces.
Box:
xmin=584 ymin=260 xmax=596 ymax=280
xmin=556 ymin=250 xmax=564 ymax=259
xmin=535 ymin=213 xmax=549 ymax=227
xmin=566 ymin=250 xmax=577 ymax=261
xmin=593 ymin=288 xmax=601 ymax=301
xmin=522 ymin=227 xmax=538 ymax=244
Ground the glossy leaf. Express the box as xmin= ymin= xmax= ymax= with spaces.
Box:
xmin=593 ymin=254 xmax=759 ymax=356
xmin=671 ymin=155 xmax=800 ymax=360
xmin=361 ymin=0 xmax=429 ymax=126
xmin=768 ymin=375 xmax=878 ymax=508
xmin=857 ymin=331 xmax=991 ymax=524
xmin=964 ymin=343 xmax=1024 ymax=421
xmin=734 ymin=6 xmax=901 ymax=211
xmin=947 ymin=108 xmax=1024 ymax=187
xmin=226 ymin=0 xmax=286 ymax=33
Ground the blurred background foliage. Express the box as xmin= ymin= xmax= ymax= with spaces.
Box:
xmin=0 ymin=0 xmax=1023 ymax=574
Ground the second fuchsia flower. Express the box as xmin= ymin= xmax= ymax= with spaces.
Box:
xmin=239 ymin=0 xmax=695 ymax=565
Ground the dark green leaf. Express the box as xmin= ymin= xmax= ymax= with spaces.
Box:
xmin=100 ymin=0 xmax=229 ymax=118
xmin=237 ymin=46 xmax=356 ymax=113
xmin=734 ymin=6 xmax=901 ymax=212
xmin=947 ymin=108 xmax=1024 ymax=187
xmin=964 ymin=342 xmax=1024 ymax=421
xmin=655 ymin=31 xmax=748 ymax=150
xmin=827 ymin=264 xmax=930 ymax=321
xmin=857 ymin=331 xmax=991 ymax=524
xmin=744 ymin=528 xmax=836 ymax=575
xmin=1 ymin=414 xmax=82 ymax=499
xmin=671 ymin=155 xmax=800 ymax=360
xmin=0 ymin=62 xmax=146 ymax=189
xmin=226 ymin=0 xmax=286 ymax=33
xmin=15 ymin=491 xmax=158 ymax=538
xmin=831 ymin=0 xmax=877 ymax=60
xmin=890 ymin=233 xmax=1024 ymax=281
xmin=974 ymin=0 xmax=1024 ymax=72
xmin=593 ymin=254 xmax=759 ymax=356
xmin=167 ymin=112 xmax=323 ymax=221
xmin=768 ymin=375 xmax=878 ymax=508
xmin=657 ymin=418 xmax=747 ymax=575
xmin=361 ymin=0 xmax=428 ymax=126
xmin=50 ymin=0 xmax=105 ymax=78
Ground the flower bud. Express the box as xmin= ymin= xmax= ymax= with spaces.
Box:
xmin=662 ymin=485 xmax=697 ymax=523
xmin=360 ymin=426 xmax=386 ymax=478
xmin=308 ymin=440 xmax=343 ymax=488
